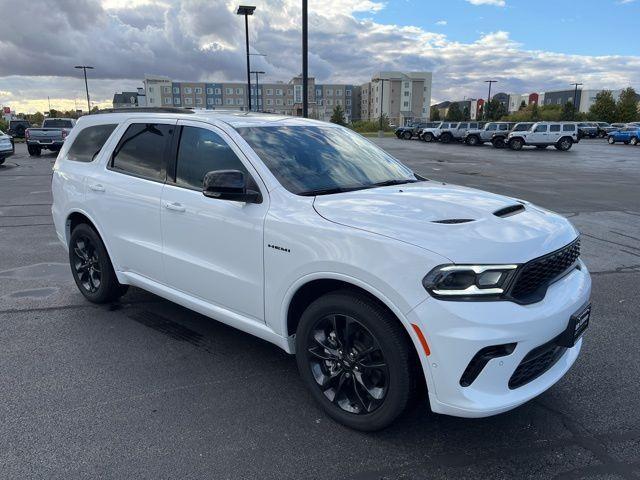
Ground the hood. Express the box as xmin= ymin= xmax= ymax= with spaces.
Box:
xmin=313 ymin=182 xmax=578 ymax=264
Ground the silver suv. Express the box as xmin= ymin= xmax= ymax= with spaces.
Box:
xmin=438 ymin=122 xmax=483 ymax=144
xmin=508 ymin=122 xmax=579 ymax=151
xmin=463 ymin=122 xmax=512 ymax=146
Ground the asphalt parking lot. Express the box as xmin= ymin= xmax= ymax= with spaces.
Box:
xmin=1 ymin=139 xmax=639 ymax=479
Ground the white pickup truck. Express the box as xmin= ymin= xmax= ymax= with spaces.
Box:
xmin=26 ymin=118 xmax=76 ymax=156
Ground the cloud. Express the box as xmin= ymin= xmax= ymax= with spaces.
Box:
xmin=1 ymin=0 xmax=639 ymax=112
xmin=466 ymin=0 xmax=506 ymax=6
xmin=435 ymin=20 xmax=447 ymax=26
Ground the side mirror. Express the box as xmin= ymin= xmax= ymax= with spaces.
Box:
xmin=202 ymin=169 xmax=261 ymax=203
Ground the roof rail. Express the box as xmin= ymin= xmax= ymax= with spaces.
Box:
xmin=94 ymin=107 xmax=195 ymax=115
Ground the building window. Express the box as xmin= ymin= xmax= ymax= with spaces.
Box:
xmin=326 ymin=88 xmax=333 ymax=96
xmin=327 ymin=99 xmax=333 ymax=106
xmin=174 ymin=98 xmax=181 ymax=105
xmin=195 ymin=98 xmax=203 ymax=105
xmin=207 ymin=98 xmax=214 ymax=105
xmin=163 ymin=86 xmax=171 ymax=94
xmin=287 ymin=99 xmax=293 ymax=106
xmin=276 ymin=99 xmax=283 ymax=105
xmin=403 ymin=101 xmax=409 ymax=108
xmin=226 ymin=88 xmax=233 ymax=95
xmin=148 ymin=87 xmax=154 ymax=93
xmin=236 ymin=98 xmax=243 ymax=105
xmin=184 ymin=97 xmax=193 ymax=105
xmin=287 ymin=89 xmax=293 ymax=95
xmin=184 ymin=87 xmax=192 ymax=94
xmin=173 ymin=87 xmax=180 ymax=94
xmin=336 ymin=99 xmax=342 ymax=106
xmin=276 ymin=88 xmax=283 ymax=96
xmin=215 ymin=88 xmax=221 ymax=95
xmin=164 ymin=97 xmax=172 ymax=104
xmin=225 ymin=98 xmax=234 ymax=105
xmin=346 ymin=99 xmax=351 ymax=106
xmin=316 ymin=89 xmax=322 ymax=97
xmin=346 ymin=90 xmax=351 ymax=96
xmin=206 ymin=87 xmax=213 ymax=94
xmin=194 ymin=87 xmax=202 ymax=94
xmin=336 ymin=89 xmax=342 ymax=96
xmin=236 ymin=88 xmax=243 ymax=95
xmin=266 ymin=99 xmax=273 ymax=106
xmin=215 ymin=98 xmax=222 ymax=105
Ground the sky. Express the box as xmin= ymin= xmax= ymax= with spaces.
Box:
xmin=0 ymin=0 xmax=639 ymax=113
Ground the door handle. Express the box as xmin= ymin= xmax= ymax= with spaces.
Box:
xmin=88 ymin=183 xmax=105 ymax=192
xmin=164 ymin=201 xmax=186 ymax=212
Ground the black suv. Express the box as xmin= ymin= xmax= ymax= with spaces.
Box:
xmin=491 ymin=122 xmax=533 ymax=148
xmin=7 ymin=119 xmax=31 ymax=138
xmin=395 ymin=122 xmax=438 ymax=140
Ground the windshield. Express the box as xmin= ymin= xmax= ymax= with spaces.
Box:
xmin=236 ymin=125 xmax=418 ymax=196
xmin=513 ymin=124 xmax=532 ymax=132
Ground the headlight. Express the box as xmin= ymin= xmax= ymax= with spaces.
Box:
xmin=423 ymin=264 xmax=519 ymax=300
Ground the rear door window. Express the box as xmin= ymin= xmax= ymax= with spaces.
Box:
xmin=111 ymin=123 xmax=174 ymax=181
xmin=498 ymin=124 xmax=509 ymax=131
xmin=534 ymin=125 xmax=548 ymax=133
xmin=66 ymin=124 xmax=117 ymax=163
xmin=549 ymin=125 xmax=561 ymax=132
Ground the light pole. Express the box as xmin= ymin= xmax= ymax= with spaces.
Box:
xmin=372 ymin=77 xmax=389 ymax=132
xmin=75 ymin=65 xmax=94 ymax=113
xmin=251 ymin=70 xmax=265 ymax=112
xmin=302 ymin=0 xmax=308 ymax=118
xmin=237 ymin=5 xmax=256 ymax=112
xmin=484 ymin=79 xmax=497 ymax=120
xmin=570 ymin=82 xmax=583 ymax=119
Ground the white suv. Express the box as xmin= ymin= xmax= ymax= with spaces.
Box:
xmin=52 ymin=109 xmax=592 ymax=431
xmin=508 ymin=122 xmax=579 ymax=151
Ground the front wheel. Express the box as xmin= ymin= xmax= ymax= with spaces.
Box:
xmin=440 ymin=132 xmax=452 ymax=144
xmin=608 ymin=136 xmax=615 ymax=144
xmin=422 ymin=132 xmax=434 ymax=142
xmin=296 ymin=291 xmax=417 ymax=431
xmin=509 ymin=138 xmax=524 ymax=151
xmin=492 ymin=137 xmax=506 ymax=149
xmin=630 ymin=137 xmax=638 ymax=146
xmin=403 ymin=131 xmax=412 ymax=140
xmin=465 ymin=135 xmax=480 ymax=146
xmin=69 ymin=223 xmax=128 ymax=304
xmin=556 ymin=137 xmax=573 ymax=151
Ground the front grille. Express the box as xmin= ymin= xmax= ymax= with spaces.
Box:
xmin=508 ymin=239 xmax=580 ymax=304
xmin=509 ymin=339 xmax=566 ymax=389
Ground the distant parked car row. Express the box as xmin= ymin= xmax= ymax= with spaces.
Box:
xmin=607 ymin=126 xmax=640 ymax=145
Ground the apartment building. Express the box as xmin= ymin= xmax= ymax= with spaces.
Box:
xmin=360 ymin=72 xmax=433 ymax=126
xmin=139 ymin=74 xmax=361 ymax=122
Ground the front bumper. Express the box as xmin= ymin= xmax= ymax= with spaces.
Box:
xmin=0 ymin=146 xmax=13 ymax=158
xmin=407 ymin=262 xmax=591 ymax=418
xmin=27 ymin=140 xmax=64 ymax=147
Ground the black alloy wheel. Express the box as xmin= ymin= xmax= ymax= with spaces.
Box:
xmin=557 ymin=137 xmax=573 ymax=151
xmin=403 ymin=131 xmax=412 ymax=140
xmin=69 ymin=223 xmax=128 ymax=303
xmin=296 ymin=291 xmax=417 ymax=431
xmin=466 ymin=135 xmax=479 ymax=146
xmin=423 ymin=132 xmax=434 ymax=142
xmin=440 ymin=132 xmax=452 ymax=144
xmin=306 ymin=313 xmax=389 ymax=415
xmin=492 ymin=137 xmax=506 ymax=149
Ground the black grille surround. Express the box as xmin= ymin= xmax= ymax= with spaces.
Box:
xmin=505 ymin=238 xmax=581 ymax=305
xmin=509 ymin=338 xmax=567 ymax=389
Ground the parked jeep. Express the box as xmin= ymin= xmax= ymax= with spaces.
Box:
xmin=419 ymin=122 xmax=453 ymax=142
xmin=508 ymin=122 xmax=579 ymax=151
xmin=7 ymin=119 xmax=31 ymax=138
xmin=395 ymin=122 xmax=438 ymax=140
xmin=463 ymin=122 xmax=512 ymax=146
xmin=491 ymin=122 xmax=533 ymax=149
xmin=438 ymin=122 xmax=483 ymax=144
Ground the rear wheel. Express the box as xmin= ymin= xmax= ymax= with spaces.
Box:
xmin=69 ymin=223 xmax=128 ymax=304
xmin=296 ymin=291 xmax=417 ymax=431
xmin=403 ymin=131 xmax=412 ymax=140
xmin=608 ymin=136 xmax=615 ymax=144
xmin=466 ymin=135 xmax=480 ymax=146
xmin=440 ymin=132 xmax=452 ymax=144
xmin=630 ymin=137 xmax=638 ymax=146
xmin=556 ymin=137 xmax=573 ymax=151
xmin=492 ymin=137 xmax=506 ymax=149
xmin=509 ymin=138 xmax=524 ymax=151
xmin=422 ymin=132 xmax=434 ymax=143
xmin=27 ymin=145 xmax=41 ymax=156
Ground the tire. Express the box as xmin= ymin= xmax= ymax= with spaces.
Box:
xmin=69 ymin=223 xmax=128 ymax=304
xmin=403 ymin=131 xmax=412 ymax=140
xmin=0 ymin=158 xmax=5 ymax=166
xmin=422 ymin=132 xmax=434 ymax=143
xmin=492 ymin=137 xmax=506 ymax=149
xmin=509 ymin=138 xmax=524 ymax=151
xmin=608 ymin=136 xmax=615 ymax=144
xmin=295 ymin=290 xmax=417 ymax=431
xmin=556 ymin=137 xmax=573 ymax=151
xmin=465 ymin=135 xmax=480 ymax=146
xmin=27 ymin=145 xmax=41 ymax=156
xmin=630 ymin=137 xmax=638 ymax=146
xmin=440 ymin=132 xmax=452 ymax=144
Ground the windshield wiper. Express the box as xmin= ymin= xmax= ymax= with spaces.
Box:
xmin=370 ymin=178 xmax=419 ymax=188
xmin=298 ymin=186 xmax=361 ymax=196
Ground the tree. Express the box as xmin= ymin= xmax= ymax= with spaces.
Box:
xmin=588 ymin=90 xmax=617 ymax=123
xmin=485 ymin=98 xmax=507 ymax=120
xmin=462 ymin=106 xmax=470 ymax=121
xmin=616 ymin=87 xmax=639 ymax=123
xmin=561 ymin=101 xmax=575 ymax=121
xmin=530 ymin=103 xmax=540 ymax=121
xmin=29 ymin=112 xmax=45 ymax=126
xmin=519 ymin=100 xmax=527 ymax=111
xmin=330 ymin=104 xmax=346 ymax=125
xmin=446 ymin=102 xmax=463 ymax=121
xmin=430 ymin=106 xmax=440 ymax=121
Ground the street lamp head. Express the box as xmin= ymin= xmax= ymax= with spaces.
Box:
xmin=250 ymin=70 xmax=266 ymax=74
xmin=236 ymin=5 xmax=256 ymax=15
xmin=75 ymin=65 xmax=94 ymax=69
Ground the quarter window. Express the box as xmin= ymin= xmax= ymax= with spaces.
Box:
xmin=563 ymin=124 xmax=576 ymax=131
xmin=175 ymin=127 xmax=249 ymax=190
xmin=67 ymin=124 xmax=117 ymax=163
xmin=111 ymin=123 xmax=173 ymax=181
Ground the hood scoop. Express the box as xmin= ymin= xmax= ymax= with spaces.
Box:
xmin=431 ymin=218 xmax=475 ymax=224
xmin=494 ymin=204 xmax=525 ymax=218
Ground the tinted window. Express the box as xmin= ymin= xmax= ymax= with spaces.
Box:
xmin=111 ymin=123 xmax=173 ymax=181
xmin=534 ymin=125 xmax=548 ymax=133
xmin=43 ymin=119 xmax=74 ymax=128
xmin=67 ymin=124 xmax=117 ymax=163
xmin=486 ymin=124 xmax=497 ymax=131
xmin=513 ymin=123 xmax=532 ymax=132
xmin=563 ymin=124 xmax=576 ymax=131
xmin=236 ymin=126 xmax=416 ymax=195
xmin=459 ymin=123 xmax=468 ymax=129
xmin=469 ymin=123 xmax=478 ymax=129
xmin=176 ymin=126 xmax=248 ymax=190
xmin=498 ymin=124 xmax=509 ymax=131
xmin=549 ymin=125 xmax=561 ymax=132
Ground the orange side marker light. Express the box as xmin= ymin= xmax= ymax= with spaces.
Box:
xmin=411 ymin=324 xmax=431 ymax=356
